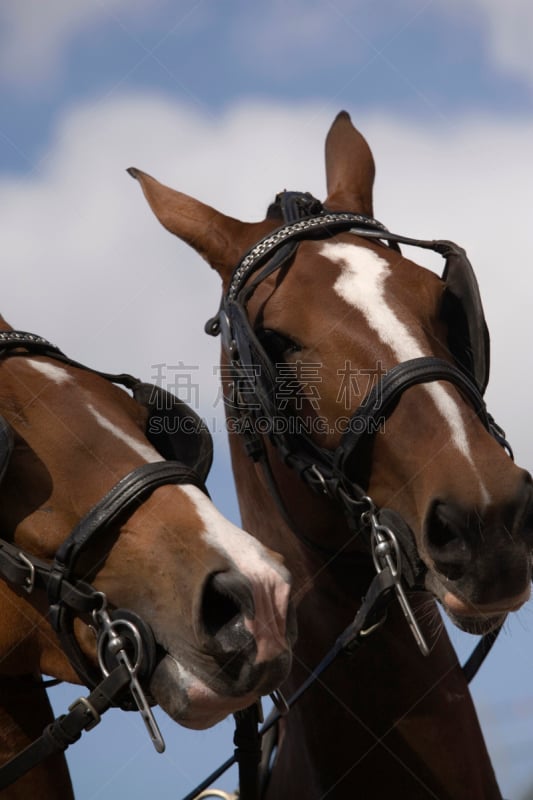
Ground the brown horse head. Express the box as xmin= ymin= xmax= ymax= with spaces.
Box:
xmin=128 ymin=111 xmax=533 ymax=638
xmin=0 ymin=319 xmax=295 ymax=737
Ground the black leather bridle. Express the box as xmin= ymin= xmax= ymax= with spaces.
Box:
xmin=0 ymin=331 xmax=209 ymax=789
xmin=185 ymin=193 xmax=513 ymax=799
xmin=206 ymin=192 xmax=510 ymax=615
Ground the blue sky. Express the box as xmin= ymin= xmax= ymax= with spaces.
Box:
xmin=1 ymin=1 xmax=533 ymax=798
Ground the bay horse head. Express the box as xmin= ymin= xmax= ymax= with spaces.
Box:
xmin=129 ymin=112 xmax=532 ymax=798
xmin=0 ymin=319 xmax=295 ymax=795
xmin=128 ymin=112 xmax=532 ymax=634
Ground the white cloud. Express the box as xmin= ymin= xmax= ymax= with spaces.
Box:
xmin=3 ymin=0 xmax=533 ymax=96
xmin=3 ymin=96 xmax=531 ymax=454
xmin=440 ymin=0 xmax=533 ymax=89
xmin=0 ymin=0 xmax=165 ymax=85
xmin=0 ymin=97 xmax=335 ymax=432
xmin=231 ymin=0 xmax=357 ymax=71
xmin=231 ymin=0 xmax=533 ymax=93
xmin=482 ymin=0 xmax=533 ymax=87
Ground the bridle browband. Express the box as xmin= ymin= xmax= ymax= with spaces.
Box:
xmin=0 ymin=331 xmax=209 ymax=789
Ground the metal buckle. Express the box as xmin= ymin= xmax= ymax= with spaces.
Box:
xmin=18 ymin=552 xmax=35 ymax=593
xmin=68 ymin=696 xmax=101 ymax=732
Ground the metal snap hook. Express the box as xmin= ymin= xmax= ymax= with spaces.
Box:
xmin=363 ymin=497 xmax=430 ymax=657
xmin=371 ymin=523 xmax=402 ymax=579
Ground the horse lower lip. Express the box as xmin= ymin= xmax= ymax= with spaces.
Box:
xmin=450 ymin=612 xmax=505 ymax=636
xmin=443 ymin=588 xmax=530 ymax=617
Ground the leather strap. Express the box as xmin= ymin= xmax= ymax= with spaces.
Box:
xmin=0 ymin=666 xmax=130 ymax=791
xmin=47 ymin=461 xmax=207 ymax=689
xmin=0 ymin=541 xmax=98 ymax=613
xmin=0 ymin=330 xmax=139 ymax=390
xmin=0 ymin=415 xmax=13 ymax=483
xmin=335 ymin=356 xmax=491 ymax=476
xmin=461 ymin=627 xmax=501 ymax=683
xmin=233 ymin=705 xmax=262 ymax=800
xmin=52 ymin=461 xmax=206 ymax=583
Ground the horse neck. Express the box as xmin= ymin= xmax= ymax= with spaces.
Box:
xmin=228 ymin=436 xmax=502 ymax=800
xmin=0 ymin=675 xmax=73 ymax=799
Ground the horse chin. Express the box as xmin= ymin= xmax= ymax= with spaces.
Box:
xmin=148 ymin=652 xmax=261 ymax=731
xmin=444 ymin=610 xmax=506 ymax=635
xmin=425 ymin=572 xmax=523 ymax=635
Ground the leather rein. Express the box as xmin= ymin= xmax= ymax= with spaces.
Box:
xmin=0 ymin=331 xmax=208 ymax=790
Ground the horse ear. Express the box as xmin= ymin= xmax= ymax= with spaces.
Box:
xmin=127 ymin=168 xmax=267 ymax=281
xmin=324 ymin=111 xmax=375 ymax=217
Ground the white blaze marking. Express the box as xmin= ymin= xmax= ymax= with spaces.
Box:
xmin=181 ymin=485 xmax=291 ymax=663
xmin=27 ymin=359 xmax=72 ymax=384
xmin=87 ymin=404 xmax=161 ymax=463
xmin=27 ymin=360 xmax=162 ymax=463
xmin=181 ymin=484 xmax=289 ymax=580
xmin=324 ymin=241 xmax=490 ymax=503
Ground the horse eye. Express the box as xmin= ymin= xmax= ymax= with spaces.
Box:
xmin=256 ymin=328 xmax=300 ymax=360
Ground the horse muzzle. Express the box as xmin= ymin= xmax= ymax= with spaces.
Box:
xmin=147 ymin=566 xmax=297 ymax=729
xmin=423 ymin=520 xmax=532 ymax=633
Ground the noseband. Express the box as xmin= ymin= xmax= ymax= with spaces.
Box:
xmin=0 ymin=331 xmax=210 ymax=788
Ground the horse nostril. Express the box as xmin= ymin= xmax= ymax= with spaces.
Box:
xmin=201 ymin=571 xmax=255 ymax=638
xmin=425 ymin=501 xmax=473 ymax=580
